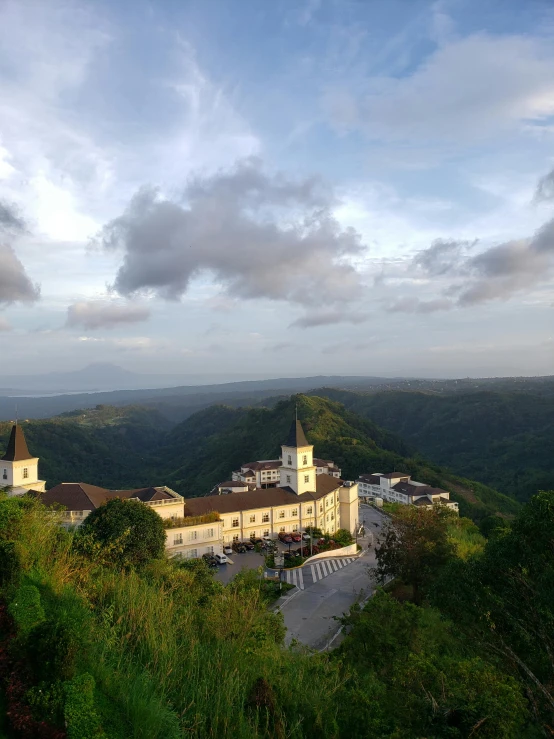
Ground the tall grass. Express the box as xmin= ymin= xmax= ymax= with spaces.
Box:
xmin=0 ymin=496 xmax=346 ymax=738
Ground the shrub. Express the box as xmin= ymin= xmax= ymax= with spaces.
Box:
xmin=0 ymin=540 xmax=21 ymax=586
xmin=9 ymin=584 xmax=45 ymax=634
xmin=64 ymin=673 xmax=104 ymax=739
xmin=77 ymin=498 xmax=165 ymax=568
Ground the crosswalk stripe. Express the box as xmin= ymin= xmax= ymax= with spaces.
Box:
xmin=298 ymin=568 xmax=304 ymax=590
xmin=316 ymin=562 xmax=323 ymax=580
xmin=337 ymin=559 xmax=344 ymax=568
xmin=310 ymin=564 xmax=316 ymax=582
xmin=331 ymin=560 xmax=338 ymax=571
xmin=321 ymin=560 xmax=329 ymax=576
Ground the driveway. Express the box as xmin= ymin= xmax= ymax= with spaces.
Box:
xmin=276 ymin=504 xmax=389 ymax=649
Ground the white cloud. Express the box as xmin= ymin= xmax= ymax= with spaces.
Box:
xmin=66 ymin=301 xmax=150 ymax=330
xmin=325 ymin=33 xmax=554 ymax=143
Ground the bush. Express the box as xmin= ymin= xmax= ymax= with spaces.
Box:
xmin=333 ymin=528 xmax=354 ymax=547
xmin=64 ymin=673 xmax=104 ymax=739
xmin=78 ymin=498 xmax=166 ymax=568
xmin=0 ymin=540 xmax=21 ymax=586
xmin=9 ymin=584 xmax=45 ymax=634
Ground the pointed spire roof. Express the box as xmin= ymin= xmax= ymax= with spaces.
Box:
xmin=1 ymin=424 xmax=32 ymax=462
xmin=284 ymin=419 xmax=309 ymax=448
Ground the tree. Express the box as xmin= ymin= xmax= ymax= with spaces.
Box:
xmin=78 ymin=498 xmax=165 ymax=567
xmin=374 ymin=506 xmax=456 ymax=604
xmin=431 ymin=490 xmax=554 ymax=725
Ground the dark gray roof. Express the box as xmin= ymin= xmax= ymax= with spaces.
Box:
xmin=2 ymin=424 xmax=32 ymax=462
xmin=284 ymin=419 xmax=310 ymax=448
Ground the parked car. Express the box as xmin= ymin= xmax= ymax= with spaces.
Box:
xmin=223 ymin=545 xmax=233 ymax=555
xmin=202 ymin=554 xmax=218 ymax=568
xmin=242 ymin=541 xmax=255 ymax=551
xmin=215 ymin=553 xmax=228 ymax=564
xmin=263 ymin=535 xmax=277 ymax=543
xmin=249 ymin=537 xmax=262 ymax=545
xmin=302 ymin=533 xmax=311 ymax=541
xmin=278 ymin=532 xmax=293 ymax=543
xmin=232 ymin=542 xmax=247 ymax=554
xmin=291 ymin=533 xmax=302 ymax=542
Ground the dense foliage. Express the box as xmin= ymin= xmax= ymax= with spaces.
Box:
xmin=313 ymin=387 xmax=554 ymax=503
xmin=78 ymin=498 xmax=166 ymax=567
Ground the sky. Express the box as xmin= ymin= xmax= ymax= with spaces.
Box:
xmin=0 ymin=0 xmax=553 ymax=380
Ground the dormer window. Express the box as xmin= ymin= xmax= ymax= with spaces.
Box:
xmin=303 ymin=455 xmax=307 ymax=465
xmin=23 ymin=468 xmax=29 ymax=479
xmin=287 ymin=455 xmax=292 ymax=466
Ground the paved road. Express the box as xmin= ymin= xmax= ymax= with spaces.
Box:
xmin=277 ymin=505 xmax=390 ymax=649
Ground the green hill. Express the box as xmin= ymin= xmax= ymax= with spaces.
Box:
xmin=310 ymin=388 xmax=554 ymax=503
xmin=0 ymin=395 xmax=521 ymax=520
xmin=0 ymin=405 xmax=170 ymax=489
xmin=158 ymin=395 xmax=520 ymax=520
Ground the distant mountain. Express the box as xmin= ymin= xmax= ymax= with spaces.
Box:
xmin=311 ymin=387 xmax=554 ymax=503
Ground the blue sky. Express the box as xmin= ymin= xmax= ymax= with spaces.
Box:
xmin=0 ymin=0 xmax=553 ymax=379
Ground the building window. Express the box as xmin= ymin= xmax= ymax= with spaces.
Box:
xmin=303 ymin=455 xmax=307 ymax=465
xmin=206 ymin=545 xmax=214 ymax=554
xmin=280 ymin=526 xmax=285 ymax=533
xmin=304 ymin=475 xmax=309 ymax=484
xmin=330 ymin=513 xmax=334 ymax=520
xmin=189 ymin=530 xmax=197 ymax=541
xmin=319 ymin=504 xmax=323 ymax=513
xmin=249 ymin=514 xmax=256 ymax=523
xmin=2 ymin=469 xmax=6 ymax=480
xmin=205 ymin=528 xmax=214 ymax=538
xmin=292 ymin=525 xmax=298 ymax=532
xmin=262 ymin=513 xmax=269 ymax=523
xmin=286 ymin=475 xmax=291 ymax=484
xmin=263 ymin=529 xmax=270 ymax=537
xmin=174 ymin=533 xmax=183 ymax=545
xmin=189 ymin=549 xmax=198 ymax=559
xmin=292 ymin=508 xmax=298 ymax=517
xmin=287 ymin=455 xmax=292 ymax=465
xmin=22 ymin=468 xmax=28 ymax=479
xmin=232 ymin=518 xmax=239 ymax=528
xmin=233 ymin=534 xmax=239 ymax=542
xmin=326 ymin=514 xmax=329 ymax=522
xmin=279 ymin=510 xmax=285 ymax=519
xmin=306 ymin=506 xmax=313 ymax=515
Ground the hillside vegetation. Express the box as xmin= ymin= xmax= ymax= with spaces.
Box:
xmin=0 ymin=487 xmax=552 ymax=737
xmin=1 ymin=395 xmax=521 ymax=520
xmin=311 ymin=388 xmax=554 ymax=503
xmin=158 ymin=395 xmax=520 ymax=520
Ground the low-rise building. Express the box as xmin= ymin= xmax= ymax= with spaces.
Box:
xmin=358 ymin=472 xmax=458 ymax=512
xmin=231 ymin=454 xmax=341 ymax=488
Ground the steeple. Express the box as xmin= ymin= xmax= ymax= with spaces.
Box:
xmin=1 ymin=424 xmax=45 ymax=494
xmin=2 ymin=424 xmax=31 ymax=461
xmin=284 ymin=419 xmax=309 ymax=448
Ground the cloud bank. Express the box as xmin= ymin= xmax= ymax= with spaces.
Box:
xmin=0 ymin=200 xmax=39 ymax=305
xmin=66 ymin=301 xmax=151 ymax=330
xmin=98 ymin=159 xmax=365 ymax=307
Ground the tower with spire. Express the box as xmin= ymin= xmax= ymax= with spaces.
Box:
xmin=279 ymin=418 xmax=317 ymax=495
xmin=1 ymin=423 xmax=45 ymax=494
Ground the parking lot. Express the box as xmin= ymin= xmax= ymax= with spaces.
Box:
xmin=212 ymin=536 xmax=309 ymax=584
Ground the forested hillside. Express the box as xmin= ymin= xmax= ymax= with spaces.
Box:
xmin=311 ymin=388 xmax=554 ymax=503
xmin=0 ymin=395 xmax=521 ymax=520
xmin=156 ymin=395 xmax=519 ymax=520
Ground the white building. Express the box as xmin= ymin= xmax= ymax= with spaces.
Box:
xmin=231 ymin=448 xmax=341 ymax=489
xmin=39 ymin=482 xmax=224 ymax=559
xmin=358 ymin=472 xmax=458 ymax=512
xmin=31 ymin=418 xmax=359 ymax=560
xmin=188 ymin=420 xmax=358 ymax=542
xmin=1 ymin=424 xmax=46 ymax=494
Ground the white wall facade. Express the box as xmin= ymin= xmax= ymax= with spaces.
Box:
xmin=279 ymin=443 xmax=316 ymax=495
xmin=2 ymin=458 xmax=45 ymax=492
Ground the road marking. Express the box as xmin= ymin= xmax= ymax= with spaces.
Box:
xmin=298 ymin=568 xmax=304 ymax=590
xmin=336 ymin=559 xmax=344 ymax=569
xmin=331 ymin=560 xmax=338 ymax=572
xmin=316 ymin=562 xmax=323 ymax=580
xmin=310 ymin=564 xmax=316 ymax=582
